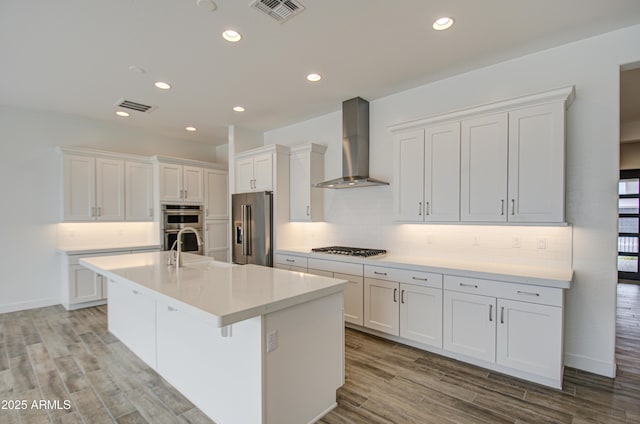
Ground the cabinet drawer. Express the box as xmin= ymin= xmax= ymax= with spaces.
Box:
xmin=308 ymin=258 xmax=362 ymax=276
xmin=275 ymin=254 xmax=308 ymax=268
xmin=365 ymin=265 xmax=442 ymax=289
xmin=444 ymin=275 xmax=562 ymax=306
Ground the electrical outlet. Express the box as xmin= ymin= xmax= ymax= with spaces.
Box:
xmin=536 ymin=237 xmax=547 ymax=250
xmin=512 ymin=236 xmax=522 ymax=248
xmin=266 ymin=330 xmax=278 ymax=352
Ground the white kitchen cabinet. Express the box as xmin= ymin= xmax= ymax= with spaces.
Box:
xmin=62 ymin=154 xmax=125 ymax=221
xmin=507 ymin=103 xmax=566 ymax=222
xmin=290 ymin=144 xmax=326 ymax=222
xmin=460 ymin=113 xmax=509 ymax=222
xmin=307 ymin=258 xmax=364 ymax=326
xmin=496 ymin=298 xmax=563 ymax=380
xmin=364 ymin=278 xmax=399 ymax=336
xmin=394 ymin=123 xmax=460 ymax=222
xmin=400 ymin=283 xmax=443 ymax=348
xmin=125 ymin=161 xmax=154 ymax=221
xmin=443 ymin=290 xmax=497 ymax=362
xmin=235 ymin=153 xmax=273 ymax=193
xmin=204 ymin=169 xmax=228 ymax=220
xmin=69 ymin=265 xmax=103 ymax=304
xmin=158 ymin=163 xmax=204 ymax=203
xmin=107 ymin=278 xmax=157 ymax=368
xmin=204 ymin=220 xmax=229 ymax=262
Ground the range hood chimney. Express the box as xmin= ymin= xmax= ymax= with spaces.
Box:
xmin=314 ymin=97 xmax=389 ymax=189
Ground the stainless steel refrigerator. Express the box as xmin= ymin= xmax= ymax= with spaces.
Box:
xmin=232 ymin=191 xmax=273 ymax=266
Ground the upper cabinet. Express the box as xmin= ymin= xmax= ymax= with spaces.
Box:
xmin=204 ymin=169 xmax=229 ymax=220
xmin=235 ymin=153 xmax=273 ymax=193
xmin=62 ymin=153 xmax=125 ymax=222
xmin=391 ymin=86 xmax=575 ymax=225
xmin=290 ymin=143 xmax=326 ymax=222
xmin=157 ymin=162 xmax=204 ymax=203
xmin=394 ymin=123 xmax=460 ymax=222
xmin=125 ymin=161 xmax=154 ymax=221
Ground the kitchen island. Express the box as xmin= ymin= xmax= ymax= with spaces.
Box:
xmin=80 ymin=251 xmax=348 ymax=424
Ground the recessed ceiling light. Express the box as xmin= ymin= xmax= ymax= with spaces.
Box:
xmin=432 ymin=17 xmax=454 ymax=31
xmin=306 ymin=73 xmax=322 ymax=82
xmin=154 ymin=81 xmax=171 ymax=90
xmin=185 ymin=126 xmax=197 ymax=132
xmin=222 ymin=30 xmax=242 ymax=42
xmin=233 ymin=106 xmax=245 ymax=112
xmin=115 ymin=111 xmax=130 ymax=117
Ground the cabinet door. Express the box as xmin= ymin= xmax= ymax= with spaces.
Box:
xmin=125 ymin=161 xmax=154 ymax=221
xmin=159 ymin=163 xmax=183 ymax=202
xmin=393 ymin=129 xmax=425 ymax=221
xmin=460 ymin=113 xmax=508 ymax=222
xmin=204 ymin=220 xmax=229 ymax=260
xmin=443 ymin=290 xmax=496 ymax=362
xmin=95 ymin=158 xmax=125 ymax=221
xmin=183 ymin=166 xmax=204 ymax=203
xmin=400 ymin=284 xmax=443 ymax=348
xmin=107 ymin=280 xmax=157 ymax=368
xmin=497 ymin=299 xmax=563 ymax=380
xmin=364 ymin=278 xmax=399 ymax=336
xmin=69 ymin=265 xmax=102 ymax=303
xmin=63 ymin=154 xmax=95 ymax=221
xmin=253 ymin=153 xmax=273 ymax=191
xmin=508 ymin=103 xmax=565 ymax=222
xmin=337 ymin=272 xmax=364 ymax=327
xmin=425 ymin=123 xmax=461 ymax=222
xmin=235 ymin=157 xmax=255 ymax=193
xmin=205 ymin=169 xmax=229 ymax=219
xmin=290 ymin=150 xmax=312 ymax=221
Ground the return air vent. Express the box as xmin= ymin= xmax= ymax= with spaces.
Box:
xmin=114 ymin=98 xmax=156 ymax=113
xmin=250 ymin=0 xmax=305 ymax=23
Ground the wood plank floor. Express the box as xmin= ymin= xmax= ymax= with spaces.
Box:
xmin=0 ymin=284 xmax=638 ymax=424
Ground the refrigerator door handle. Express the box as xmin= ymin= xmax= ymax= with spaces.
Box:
xmin=244 ymin=204 xmax=252 ymax=256
xmin=240 ymin=204 xmax=248 ymax=257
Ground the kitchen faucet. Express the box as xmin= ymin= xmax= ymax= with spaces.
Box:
xmin=168 ymin=227 xmax=203 ymax=269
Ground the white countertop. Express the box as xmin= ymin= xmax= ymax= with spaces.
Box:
xmin=277 ymin=248 xmax=572 ymax=288
xmin=57 ymin=243 xmax=161 ymax=255
xmin=80 ymin=252 xmax=348 ymax=327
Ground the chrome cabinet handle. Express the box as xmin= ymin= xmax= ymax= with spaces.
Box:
xmin=149 ymin=208 xmax=153 ymax=217
xmin=500 ymin=199 xmax=505 ymax=216
xmin=426 ymin=201 xmax=430 ymax=216
xmin=393 ymin=288 xmax=398 ymax=303
xmin=511 ymin=199 xmax=515 ymax=215
xmin=459 ymin=282 xmax=478 ymax=289
xmin=285 ymin=259 xmax=295 ymax=263
xmin=489 ymin=304 xmax=493 ymax=322
xmin=418 ymin=202 xmax=422 ymax=216
xmin=412 ymin=276 xmax=428 ymax=281
xmin=374 ymin=271 xmax=387 ymax=276
xmin=205 ymin=208 xmax=209 ymax=217
xmin=180 ymin=189 xmax=184 ymax=199
xmin=91 ymin=207 xmax=96 ymax=217
xmin=184 ymin=189 xmax=188 ymax=199
xmin=517 ymin=290 xmax=540 ymax=297
xmin=401 ymin=289 xmax=405 ymax=304
xmin=132 ymin=290 xmax=142 ymax=296
xmin=167 ymin=306 xmax=177 ymax=312
xmin=500 ymin=306 xmax=505 ymax=324
xmin=306 ymin=205 xmax=310 ymax=216
xmin=97 ymin=207 xmax=102 ymax=216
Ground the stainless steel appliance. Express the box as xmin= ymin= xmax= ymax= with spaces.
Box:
xmin=232 ymin=191 xmax=273 ymax=266
xmin=311 ymin=246 xmax=387 ymax=258
xmin=162 ymin=204 xmax=204 ymax=255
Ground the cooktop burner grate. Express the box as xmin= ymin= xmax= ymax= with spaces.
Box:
xmin=311 ymin=246 xmax=387 ymax=258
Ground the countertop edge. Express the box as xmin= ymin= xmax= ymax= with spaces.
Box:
xmin=58 ymin=244 xmax=161 ymax=255
xmin=276 ymin=248 xmax=572 ymax=289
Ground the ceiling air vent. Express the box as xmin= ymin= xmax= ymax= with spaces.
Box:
xmin=250 ymin=0 xmax=305 ymax=23
xmin=114 ymin=98 xmax=156 ymax=113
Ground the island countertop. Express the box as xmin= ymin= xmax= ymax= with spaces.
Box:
xmin=80 ymin=251 xmax=348 ymax=327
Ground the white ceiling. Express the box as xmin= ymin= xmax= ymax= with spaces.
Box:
xmin=2 ymin=0 xmax=640 ymax=146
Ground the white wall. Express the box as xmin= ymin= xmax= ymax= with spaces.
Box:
xmin=265 ymin=24 xmax=640 ymax=377
xmin=0 ymin=105 xmax=216 ymax=313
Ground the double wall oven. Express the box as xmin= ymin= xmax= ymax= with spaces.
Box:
xmin=162 ymin=204 xmax=203 ymax=254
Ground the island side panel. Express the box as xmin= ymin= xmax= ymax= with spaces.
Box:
xmin=264 ymin=291 xmax=345 ymax=424
xmin=156 ymin=299 xmax=263 ymax=424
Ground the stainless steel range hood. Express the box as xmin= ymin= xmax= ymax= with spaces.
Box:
xmin=314 ymin=97 xmax=389 ymax=189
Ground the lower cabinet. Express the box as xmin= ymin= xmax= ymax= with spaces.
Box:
xmin=274 ymin=254 xmax=308 ymax=272
xmin=107 ymin=279 xmax=157 ymax=368
xmin=363 ymin=265 xmax=443 ymax=349
xmin=443 ymin=275 xmax=564 ymax=386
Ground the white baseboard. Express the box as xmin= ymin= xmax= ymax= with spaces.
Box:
xmin=564 ymin=352 xmax=617 ymax=378
xmin=0 ymin=298 xmax=60 ymax=314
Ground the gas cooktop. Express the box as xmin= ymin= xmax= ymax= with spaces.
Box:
xmin=311 ymin=246 xmax=387 ymax=258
